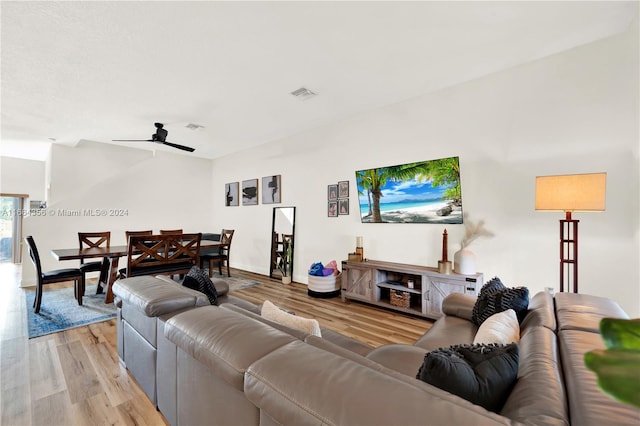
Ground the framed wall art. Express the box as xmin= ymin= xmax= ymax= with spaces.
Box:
xmin=328 ymin=184 xmax=338 ymax=201
xmin=225 ymin=182 xmax=239 ymax=206
xmin=262 ymin=175 xmax=281 ymax=204
xmin=338 ymin=198 xmax=349 ymax=215
xmin=338 ymin=180 xmax=349 ymax=198
xmin=242 ymin=179 xmax=259 ymax=206
xmin=328 ymin=201 xmax=338 ymax=217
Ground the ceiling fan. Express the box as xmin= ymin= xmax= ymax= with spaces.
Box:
xmin=113 ymin=122 xmax=195 ymax=152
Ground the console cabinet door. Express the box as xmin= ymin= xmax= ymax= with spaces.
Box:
xmin=424 ymin=276 xmax=467 ymax=319
xmin=342 ymin=265 xmax=373 ymax=301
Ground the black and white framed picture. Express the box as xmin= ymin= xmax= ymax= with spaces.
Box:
xmin=262 ymin=175 xmax=281 ymax=204
xmin=242 ymin=179 xmax=259 ymax=205
xmin=338 ymin=180 xmax=349 ymax=198
xmin=338 ymin=198 xmax=349 ymax=215
xmin=225 ymin=182 xmax=239 ymax=206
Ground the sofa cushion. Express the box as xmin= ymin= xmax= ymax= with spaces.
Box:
xmin=416 ymin=343 xmax=519 ymax=413
xmin=500 ymin=326 xmax=569 ymax=425
xmin=472 ymin=277 xmax=529 ymax=326
xmin=262 ymin=300 xmax=322 ymax=337
xmin=473 ymin=309 xmax=520 ymax=345
xmin=555 ymin=292 xmax=629 ymax=333
xmin=559 ymin=329 xmax=640 ymax=425
xmin=182 ymin=266 xmax=218 ymax=305
xmin=414 ymin=315 xmax=478 ymax=351
xmin=519 ymin=291 xmax=556 ymax=335
xmin=113 ymin=276 xmax=210 ymax=317
xmin=366 ymin=344 xmax=427 ymax=377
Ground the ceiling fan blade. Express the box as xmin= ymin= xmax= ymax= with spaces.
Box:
xmin=112 ymin=139 xmax=153 ymax=142
xmin=162 ymin=141 xmax=195 ymax=152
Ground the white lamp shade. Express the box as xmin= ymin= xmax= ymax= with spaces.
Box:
xmin=535 ymin=173 xmax=606 ymax=212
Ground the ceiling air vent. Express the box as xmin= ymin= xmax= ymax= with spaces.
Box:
xmin=290 ymin=87 xmax=317 ymax=100
xmin=185 ymin=123 xmax=205 ymax=130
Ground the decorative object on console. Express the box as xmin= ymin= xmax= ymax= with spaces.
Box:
xmin=535 ymin=172 xmax=606 ymax=293
xmin=355 ymin=156 xmax=462 ymax=224
xmin=416 ymin=342 xmax=520 ymax=413
xmin=262 ymin=175 xmax=281 ymax=204
xmin=471 ymin=277 xmax=530 ymax=326
xmin=225 ymin=182 xmax=239 ymax=206
xmin=261 ymin=300 xmax=322 ymax=337
xmin=355 ymin=236 xmax=364 ymax=260
xmin=242 ymin=178 xmax=259 ymax=206
xmin=437 ymin=229 xmax=452 ymax=274
xmin=454 ymin=213 xmax=493 ymax=275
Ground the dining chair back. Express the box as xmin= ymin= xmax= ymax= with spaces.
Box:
xmin=25 ymin=235 xmax=85 ymax=313
xmin=200 ymin=229 xmax=234 ymax=277
xmin=159 ymin=229 xmax=183 ymax=235
xmin=125 ymin=230 xmax=153 ymax=243
xmin=78 ymin=231 xmax=111 ymax=295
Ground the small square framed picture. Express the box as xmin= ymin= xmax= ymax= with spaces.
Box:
xmin=328 ymin=184 xmax=338 ymax=201
xmin=338 ymin=180 xmax=349 ymax=198
xmin=338 ymin=198 xmax=349 ymax=215
xmin=328 ymin=201 xmax=338 ymax=217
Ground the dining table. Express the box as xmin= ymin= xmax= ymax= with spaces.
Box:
xmin=51 ymin=240 xmax=228 ymax=304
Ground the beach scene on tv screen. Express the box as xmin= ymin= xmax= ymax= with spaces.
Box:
xmin=355 ymin=156 xmax=462 ymax=224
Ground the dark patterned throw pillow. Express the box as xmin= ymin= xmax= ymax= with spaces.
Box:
xmin=416 ymin=342 xmax=519 ymax=413
xmin=472 ymin=277 xmax=529 ymax=326
xmin=183 ymin=266 xmax=218 ymax=305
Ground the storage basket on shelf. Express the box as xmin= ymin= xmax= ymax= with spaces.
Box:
xmin=390 ymin=289 xmax=411 ymax=308
xmin=307 ymin=272 xmax=341 ymax=298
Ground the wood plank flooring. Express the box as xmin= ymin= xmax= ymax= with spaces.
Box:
xmin=0 ymin=264 xmax=432 ymax=425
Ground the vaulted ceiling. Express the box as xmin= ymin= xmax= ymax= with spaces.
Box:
xmin=1 ymin=1 xmax=636 ymax=160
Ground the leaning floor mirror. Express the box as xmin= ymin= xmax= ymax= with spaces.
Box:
xmin=269 ymin=206 xmax=296 ymax=282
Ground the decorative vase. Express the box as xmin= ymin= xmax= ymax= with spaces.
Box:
xmin=282 ymin=275 xmax=292 ymax=285
xmin=454 ymin=248 xmax=476 ymax=275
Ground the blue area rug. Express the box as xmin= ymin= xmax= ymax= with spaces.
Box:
xmin=26 ymin=284 xmax=116 ymax=339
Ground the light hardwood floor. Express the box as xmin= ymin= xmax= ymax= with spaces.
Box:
xmin=0 ymin=264 xmax=432 ymax=425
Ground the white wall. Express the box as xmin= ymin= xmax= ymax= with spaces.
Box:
xmin=0 ymin=156 xmax=46 ymax=201
xmin=210 ymin=25 xmax=639 ymax=315
xmin=20 ymin=141 xmax=214 ymax=285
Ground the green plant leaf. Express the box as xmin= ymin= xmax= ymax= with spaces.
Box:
xmin=599 ymin=318 xmax=640 ymax=350
xmin=584 ymin=348 xmax=640 ymax=408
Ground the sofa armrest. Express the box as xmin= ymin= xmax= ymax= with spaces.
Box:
xmin=245 ymin=340 xmax=511 ymax=426
xmin=442 ymin=292 xmax=477 ymax=321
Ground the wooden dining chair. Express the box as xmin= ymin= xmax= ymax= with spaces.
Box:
xmin=25 ymin=236 xmax=85 ymax=313
xmin=125 ymin=230 xmax=153 ymax=242
xmin=78 ymin=232 xmax=110 ymax=290
xmin=200 ymin=229 xmax=234 ymax=277
xmin=160 ymin=229 xmax=183 ymax=235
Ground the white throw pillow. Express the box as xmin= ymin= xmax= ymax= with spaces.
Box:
xmin=261 ymin=300 xmax=322 ymax=337
xmin=473 ymin=309 xmax=520 ymax=345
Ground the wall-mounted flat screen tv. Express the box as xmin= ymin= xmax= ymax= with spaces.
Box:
xmin=355 ymin=156 xmax=462 ymax=224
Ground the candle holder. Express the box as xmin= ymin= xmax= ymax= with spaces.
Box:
xmin=438 ymin=260 xmax=452 ymax=274
xmin=355 ymin=236 xmax=364 ymax=261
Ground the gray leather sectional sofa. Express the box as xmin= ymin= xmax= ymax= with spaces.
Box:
xmin=113 ymin=275 xmax=639 ymax=425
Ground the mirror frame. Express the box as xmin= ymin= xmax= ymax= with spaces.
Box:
xmin=269 ymin=206 xmax=296 ymax=280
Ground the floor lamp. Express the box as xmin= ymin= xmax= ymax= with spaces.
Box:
xmin=535 ymin=173 xmax=606 ymax=293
